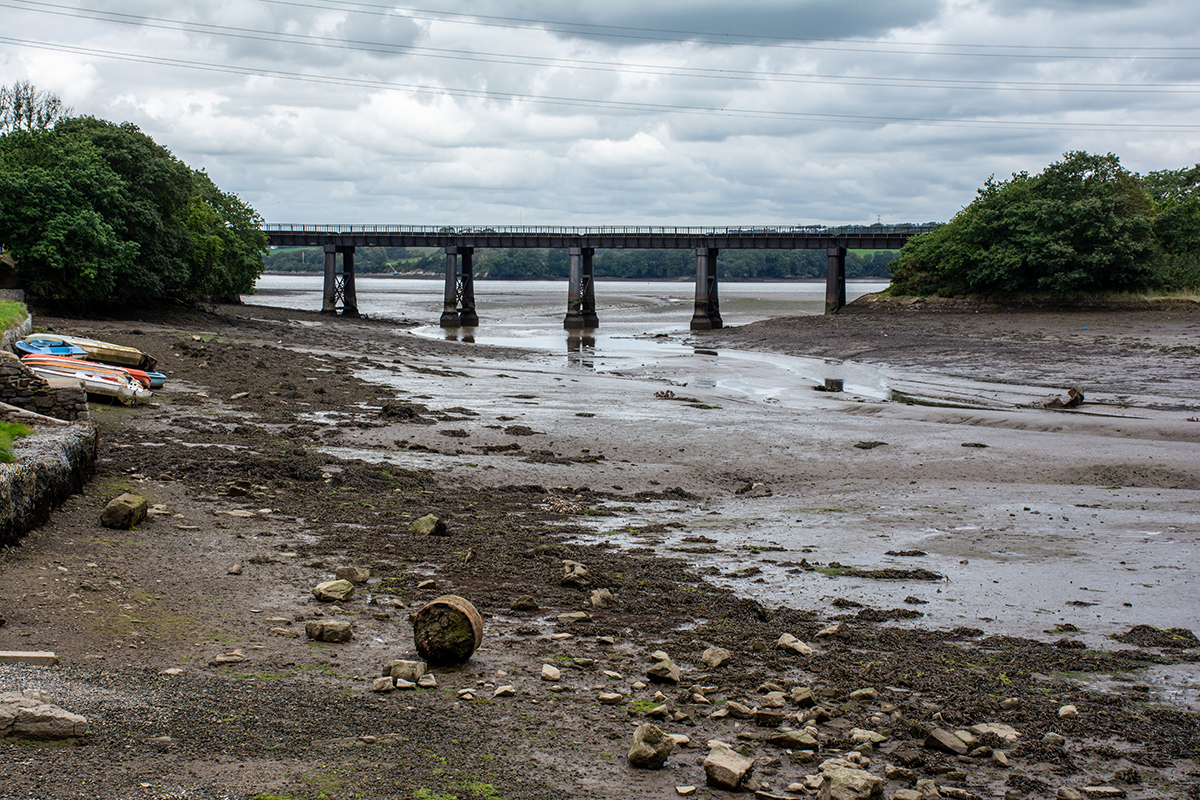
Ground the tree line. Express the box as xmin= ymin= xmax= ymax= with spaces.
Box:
xmin=888 ymin=151 xmax=1200 ymax=297
xmin=0 ymin=82 xmax=267 ymax=309
xmin=264 ymin=245 xmax=899 ymax=280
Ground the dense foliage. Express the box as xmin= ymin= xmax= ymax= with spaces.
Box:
xmin=889 ymin=151 xmax=1200 ymax=296
xmin=0 ymin=111 xmax=267 ymax=308
xmin=264 ymin=244 xmax=898 ymax=280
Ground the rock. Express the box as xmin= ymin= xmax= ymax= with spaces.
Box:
xmin=269 ymin=627 xmax=299 ymax=638
xmin=1044 ymin=732 xmax=1066 ymax=746
xmin=992 ymin=749 xmax=1010 ymax=767
xmin=768 ymin=729 xmax=819 ymax=750
xmin=227 ymin=564 xmax=243 ymax=575
xmin=754 ymin=708 xmax=785 ymax=727
xmin=384 ymin=660 xmax=427 ymax=683
xmin=1001 ymin=697 xmax=1021 ymax=710
xmin=417 ymin=674 xmax=437 ymax=688
xmin=761 ymin=691 xmax=787 ymax=709
xmin=702 ymin=647 xmax=732 ymax=668
xmin=334 ymin=566 xmax=371 ymax=584
xmin=647 ymin=657 xmax=681 ymax=685
xmin=1079 ymin=788 xmax=1126 ymax=799
xmin=776 ymin=633 xmax=813 ymax=656
xmin=815 ymin=623 xmax=842 ymax=638
xmin=628 ymin=723 xmax=674 ymax=769
xmin=953 ymin=729 xmax=980 ymax=749
xmin=541 ymin=664 xmax=561 ymax=681
xmin=493 ymin=685 xmax=516 ymax=698
xmin=1057 ymin=790 xmax=1084 ymax=800
xmin=924 ymin=728 xmax=969 ymax=755
xmin=704 ymin=745 xmax=755 ymax=790
xmin=305 ymin=620 xmax=352 ymax=643
xmin=561 ymin=559 xmax=589 ymax=587
xmin=968 ymin=722 xmax=1020 ymax=742
xmin=676 ymin=787 xmax=696 ymax=796
xmin=410 ymin=514 xmax=448 ymax=536
xmin=371 ymin=677 xmax=395 ymax=692
xmin=817 ymin=757 xmax=884 ymax=799
xmin=589 ymin=588 xmax=614 ymax=608
xmin=849 ymin=688 xmax=878 ymax=702
xmin=724 ymin=700 xmax=755 ymax=719
xmin=100 ymin=493 xmax=148 ymax=530
xmin=598 ymin=692 xmax=623 ymax=705
xmin=312 ymin=580 xmax=355 ymax=603
xmin=557 ymin=611 xmax=591 ymax=624
xmin=0 ymin=690 xmax=89 ymax=738
xmin=510 ymin=595 xmax=539 ymax=612
xmin=791 ymin=686 xmax=817 ymax=707
xmin=850 ymin=728 xmax=887 ymax=745
xmin=210 ymin=651 xmax=245 ymax=665
xmin=1059 ymin=704 xmax=1079 ymax=719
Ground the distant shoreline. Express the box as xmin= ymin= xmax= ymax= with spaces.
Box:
xmin=257 ymin=271 xmax=890 ymax=284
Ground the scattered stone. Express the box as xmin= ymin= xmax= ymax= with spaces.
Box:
xmin=755 ymin=708 xmax=785 ymax=727
xmin=493 ymin=685 xmax=516 ymax=698
xmin=1057 ymin=790 xmax=1084 ymax=800
xmin=1000 ymin=697 xmax=1021 ymax=710
xmin=1079 ymin=787 xmax=1126 ymax=798
xmin=416 ymin=579 xmax=437 ymax=590
xmin=0 ymin=651 xmax=59 ymax=666
xmin=953 ymin=729 xmax=981 ymax=749
xmin=558 ymin=611 xmax=591 ymax=624
xmin=334 ymin=566 xmax=371 ymax=584
xmin=510 ymin=595 xmax=539 ymax=612
xmin=541 ymin=664 xmax=561 ymax=682
xmin=312 ymin=580 xmax=355 ymax=603
xmin=1044 ymin=732 xmax=1066 ymax=746
xmin=410 ymin=514 xmax=448 ymax=536
xmin=815 ymin=623 xmax=842 ymax=638
xmin=628 ymin=723 xmax=674 ymax=769
xmin=100 ymin=493 xmax=148 ymax=530
xmin=925 ymin=728 xmax=969 ymax=755
xmin=417 ymin=674 xmax=437 ymax=688
xmin=968 ymin=722 xmax=1020 ymax=742
xmin=598 ymin=692 xmax=623 ymax=705
xmin=992 ymin=750 xmax=1010 ymax=768
xmin=371 ymin=677 xmax=395 ymax=692
xmin=227 ymin=564 xmax=243 ymax=575
xmin=1058 ymin=704 xmax=1079 ymax=719
xmin=589 ymin=588 xmax=614 ymax=608
xmin=393 ymin=679 xmax=416 ymax=690
xmin=818 ymin=757 xmax=884 ymax=799
xmin=776 ymin=633 xmax=813 ymax=655
xmin=724 ymin=700 xmax=755 ymax=719
xmin=561 ymin=559 xmax=590 ymax=587
xmin=768 ymin=729 xmax=818 ymax=750
xmin=791 ymin=686 xmax=817 ymax=707
xmin=704 ymin=745 xmax=755 ymax=790
xmin=384 ymin=660 xmax=427 ymax=683
xmin=647 ymin=657 xmax=681 ymax=685
xmin=160 ymin=668 xmax=184 ymax=676
xmin=849 ymin=688 xmax=879 ymax=703
xmin=210 ymin=651 xmax=245 ymax=666
xmin=702 ymin=647 xmax=732 ymax=668
xmin=305 ymin=620 xmax=352 ymax=643
xmin=850 ymin=728 xmax=887 ymax=745
xmin=269 ymin=627 xmax=299 ymax=638
xmin=676 ymin=787 xmax=696 ymax=796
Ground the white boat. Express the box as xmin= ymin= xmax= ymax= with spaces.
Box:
xmin=27 ymin=364 xmax=153 ymax=406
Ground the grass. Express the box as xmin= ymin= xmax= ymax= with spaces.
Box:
xmin=0 ymin=299 xmax=27 ymax=331
xmin=0 ymin=421 xmax=33 ymax=462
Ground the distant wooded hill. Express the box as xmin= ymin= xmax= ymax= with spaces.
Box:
xmin=263 ymin=245 xmax=898 ymax=280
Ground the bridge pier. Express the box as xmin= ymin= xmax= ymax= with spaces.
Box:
xmin=440 ymin=246 xmax=477 ymax=328
xmin=564 ymin=247 xmax=598 ymax=330
xmin=825 ymin=246 xmax=847 ymax=315
xmin=690 ymin=247 xmax=722 ymax=331
xmin=321 ymin=245 xmax=359 ymax=316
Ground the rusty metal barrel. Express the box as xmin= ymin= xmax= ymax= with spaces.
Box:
xmin=412 ymin=594 xmax=484 ymax=665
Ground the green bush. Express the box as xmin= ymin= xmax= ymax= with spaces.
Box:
xmin=0 ymin=421 xmax=33 ymax=462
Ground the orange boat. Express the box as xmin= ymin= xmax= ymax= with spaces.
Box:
xmin=21 ymin=355 xmax=155 ymax=389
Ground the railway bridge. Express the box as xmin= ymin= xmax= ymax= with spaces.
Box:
xmin=262 ymin=224 xmax=936 ymax=330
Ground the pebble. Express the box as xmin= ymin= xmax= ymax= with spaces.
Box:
xmin=1058 ymin=704 xmax=1079 ymax=718
xmin=493 ymin=686 xmax=516 ymax=698
xmin=541 ymin=664 xmax=561 ymax=681
xmin=675 ymin=787 xmax=696 ymax=796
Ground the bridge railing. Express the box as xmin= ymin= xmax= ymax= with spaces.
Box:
xmin=262 ymin=223 xmax=940 ymax=237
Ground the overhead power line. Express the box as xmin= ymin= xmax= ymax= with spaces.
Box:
xmin=4 ymin=0 xmax=1200 ymax=94
xmin=4 ymin=35 xmax=1199 ymax=133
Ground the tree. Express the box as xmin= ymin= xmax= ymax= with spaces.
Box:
xmin=0 ymin=80 xmax=73 ymax=134
xmin=0 ymin=115 xmax=267 ymax=307
xmin=889 ymin=151 xmax=1158 ymax=296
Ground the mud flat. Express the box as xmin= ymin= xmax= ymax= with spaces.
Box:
xmin=0 ymin=298 xmax=1196 ymax=800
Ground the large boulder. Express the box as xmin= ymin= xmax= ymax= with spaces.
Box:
xmin=100 ymin=493 xmax=147 ymax=530
xmin=1 ymin=690 xmax=88 ymax=739
xmin=627 ymin=723 xmax=674 ymax=769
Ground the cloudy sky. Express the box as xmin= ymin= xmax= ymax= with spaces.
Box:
xmin=3 ymin=0 xmax=1199 ymax=225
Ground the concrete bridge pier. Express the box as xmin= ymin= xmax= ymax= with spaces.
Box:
xmin=321 ymin=245 xmax=359 ymax=316
xmin=440 ymin=246 xmax=478 ymax=328
xmin=564 ymin=247 xmax=598 ymax=329
xmin=690 ymin=247 xmax=722 ymax=331
xmin=825 ymin=246 xmax=847 ymax=315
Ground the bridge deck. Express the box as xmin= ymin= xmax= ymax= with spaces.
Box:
xmin=264 ymin=224 xmax=935 ymax=251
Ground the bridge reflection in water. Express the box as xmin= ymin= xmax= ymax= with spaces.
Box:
xmin=262 ymin=224 xmax=936 ymax=330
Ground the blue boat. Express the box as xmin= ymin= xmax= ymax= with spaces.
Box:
xmin=14 ymin=338 xmax=89 ymax=358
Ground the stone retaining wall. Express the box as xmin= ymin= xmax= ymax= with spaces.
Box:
xmin=0 ymin=423 xmax=98 ymax=548
xmin=0 ymin=352 xmax=89 ymax=423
